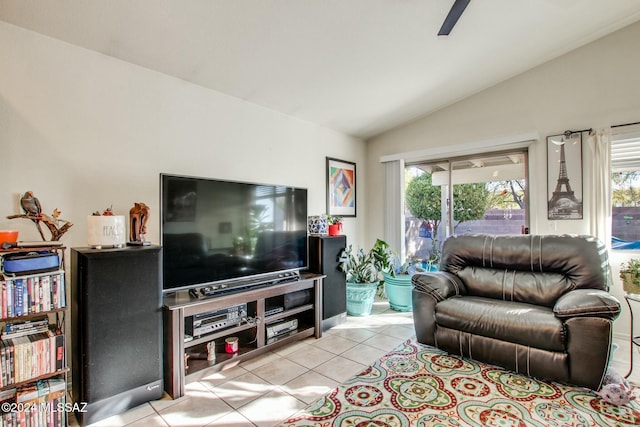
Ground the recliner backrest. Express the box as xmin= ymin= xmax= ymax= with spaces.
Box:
xmin=440 ymin=234 xmax=609 ymax=307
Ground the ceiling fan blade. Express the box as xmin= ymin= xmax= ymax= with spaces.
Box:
xmin=438 ymin=0 xmax=471 ymax=36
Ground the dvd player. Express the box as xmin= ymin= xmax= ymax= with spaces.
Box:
xmin=265 ymin=306 xmax=284 ymax=317
xmin=266 ymin=318 xmax=298 ymax=339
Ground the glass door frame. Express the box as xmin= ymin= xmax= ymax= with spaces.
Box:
xmin=405 ymin=147 xmax=530 ymax=249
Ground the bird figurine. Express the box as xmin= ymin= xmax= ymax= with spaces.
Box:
xmin=20 ymin=191 xmax=42 ymax=218
xmin=7 ymin=191 xmax=72 ymax=241
xmin=19 ymin=191 xmax=46 ymax=240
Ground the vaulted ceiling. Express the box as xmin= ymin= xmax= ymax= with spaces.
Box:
xmin=2 ymin=0 xmax=640 ymax=139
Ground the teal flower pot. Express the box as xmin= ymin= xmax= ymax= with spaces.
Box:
xmin=383 ymin=264 xmax=438 ymax=312
xmin=346 ymin=281 xmax=378 ymax=316
xmin=384 ymin=273 xmax=413 ymax=312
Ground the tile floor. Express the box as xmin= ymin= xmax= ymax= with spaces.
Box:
xmin=79 ymin=300 xmax=413 ymax=427
xmin=79 ymin=300 xmax=640 ymax=427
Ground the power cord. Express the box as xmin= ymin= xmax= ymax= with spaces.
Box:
xmin=243 ymin=315 xmax=262 ymax=326
xmin=243 ymin=316 xmax=262 ymax=344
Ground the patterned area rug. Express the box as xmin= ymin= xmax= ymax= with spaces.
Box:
xmin=282 ymin=340 xmax=640 ymax=426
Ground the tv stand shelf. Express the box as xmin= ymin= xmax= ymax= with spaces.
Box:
xmin=184 ymin=321 xmax=256 ymax=349
xmin=266 ymin=303 xmax=314 ymax=323
xmin=163 ymin=273 xmax=324 ymax=398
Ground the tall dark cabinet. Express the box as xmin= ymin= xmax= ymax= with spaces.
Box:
xmin=71 ymin=246 xmax=163 ymax=426
xmin=308 ymin=235 xmax=347 ymax=330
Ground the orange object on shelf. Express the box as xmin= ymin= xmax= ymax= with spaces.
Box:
xmin=0 ymin=230 xmax=18 ymax=246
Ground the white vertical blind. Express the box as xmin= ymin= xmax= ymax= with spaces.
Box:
xmin=383 ymin=159 xmax=405 ymax=258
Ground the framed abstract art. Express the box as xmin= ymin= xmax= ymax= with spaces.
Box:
xmin=326 ymin=157 xmax=356 ymax=217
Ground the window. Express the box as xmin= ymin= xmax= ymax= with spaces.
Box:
xmin=611 ymin=125 xmax=640 ymax=249
xmin=404 ymin=150 xmax=528 ymax=265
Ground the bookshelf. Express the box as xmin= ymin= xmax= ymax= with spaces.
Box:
xmin=0 ymin=245 xmax=68 ymax=427
xmin=163 ymin=273 xmax=324 ymax=398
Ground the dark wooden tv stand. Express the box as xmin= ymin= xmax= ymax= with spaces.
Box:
xmin=162 ymin=273 xmax=324 ymax=398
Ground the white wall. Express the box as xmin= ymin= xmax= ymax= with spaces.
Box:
xmin=0 ymin=22 xmax=366 ymax=253
xmin=366 ymin=21 xmax=640 ymax=336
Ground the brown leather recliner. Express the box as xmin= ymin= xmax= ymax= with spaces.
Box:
xmin=412 ymin=233 xmax=621 ymax=390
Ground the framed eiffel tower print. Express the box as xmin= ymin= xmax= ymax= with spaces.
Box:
xmin=547 ymin=131 xmax=583 ymax=220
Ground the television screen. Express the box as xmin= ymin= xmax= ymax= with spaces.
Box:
xmin=160 ymin=174 xmax=308 ymax=293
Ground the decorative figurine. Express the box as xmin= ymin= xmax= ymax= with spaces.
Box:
xmin=93 ymin=206 xmax=114 ymax=216
xmin=7 ymin=191 xmax=73 ymax=241
xmin=129 ymin=202 xmax=150 ymax=245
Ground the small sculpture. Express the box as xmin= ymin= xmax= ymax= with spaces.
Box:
xmin=207 ymin=341 xmax=216 ymax=365
xmin=92 ymin=206 xmax=114 ymax=216
xmin=7 ymin=191 xmax=73 ymax=241
xmin=129 ymin=202 xmax=150 ymax=244
xmin=595 ymin=367 xmax=636 ymax=405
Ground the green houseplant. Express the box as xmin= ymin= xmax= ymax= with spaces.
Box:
xmin=339 ymin=239 xmax=394 ymax=316
xmin=620 ymin=258 xmax=640 ymax=294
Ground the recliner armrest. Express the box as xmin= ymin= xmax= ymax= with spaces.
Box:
xmin=412 ymin=272 xmax=467 ymax=346
xmin=412 ymin=272 xmax=466 ymax=302
xmin=553 ymin=289 xmax=621 ymax=320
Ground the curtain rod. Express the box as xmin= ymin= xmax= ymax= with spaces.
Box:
xmin=553 ymin=128 xmax=592 ymax=139
xmin=612 ymin=121 xmax=640 ymax=128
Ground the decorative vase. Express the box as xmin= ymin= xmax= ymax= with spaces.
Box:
xmin=87 ymin=215 xmax=126 ymax=249
xmin=383 ymin=273 xmax=413 ymax=312
xmin=346 ymin=281 xmax=378 ymax=316
xmin=328 ymin=223 xmax=342 ymax=236
xmin=308 ymin=216 xmax=328 ymax=235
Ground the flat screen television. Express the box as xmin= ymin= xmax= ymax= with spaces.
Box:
xmin=160 ymin=173 xmax=308 ymax=294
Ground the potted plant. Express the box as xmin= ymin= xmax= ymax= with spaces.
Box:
xmin=339 ymin=239 xmax=394 ymax=316
xmin=326 ymin=215 xmax=343 ymax=236
xmin=620 ymin=258 xmax=640 ymax=294
xmin=383 ymin=256 xmax=429 ymax=312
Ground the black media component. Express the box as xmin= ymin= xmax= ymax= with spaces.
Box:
xmin=284 ymin=289 xmax=313 ymax=309
xmin=71 ymin=246 xmax=163 ymax=426
xmin=160 ymin=173 xmax=309 ymax=294
xmin=265 ymin=318 xmax=298 ymax=342
xmin=189 ymin=271 xmax=301 ymax=299
xmin=264 ymin=306 xmax=284 ymax=316
xmin=184 ymin=303 xmax=248 ymax=338
xmin=309 ymin=235 xmax=347 ymax=330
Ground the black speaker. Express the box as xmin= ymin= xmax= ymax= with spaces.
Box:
xmin=71 ymin=246 xmax=163 ymax=425
xmin=308 ymin=236 xmax=347 ymax=330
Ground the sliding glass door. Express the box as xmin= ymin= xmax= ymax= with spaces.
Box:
xmin=405 ymin=150 xmax=528 ymax=266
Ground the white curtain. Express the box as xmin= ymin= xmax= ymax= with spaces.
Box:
xmin=587 ymin=128 xmax=612 ymax=246
xmin=383 ymin=159 xmax=405 ymax=258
